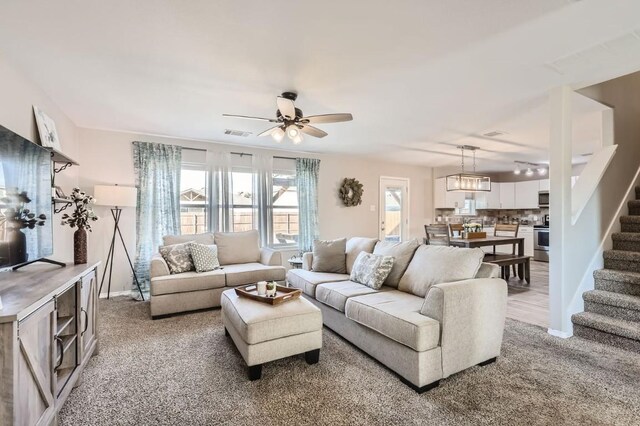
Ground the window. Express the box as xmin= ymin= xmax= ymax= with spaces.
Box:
xmin=272 ymin=171 xmax=299 ymax=246
xmin=231 ymin=169 xmax=253 ymax=232
xmin=179 ymin=155 xmax=299 ymax=248
xmin=179 ymin=166 xmax=208 ymax=235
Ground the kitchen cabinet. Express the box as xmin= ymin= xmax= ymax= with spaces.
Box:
xmin=520 ymin=226 xmax=534 ymax=256
xmin=476 ymin=184 xmax=501 ymax=209
xmin=434 ymin=178 xmax=467 ymax=208
xmin=499 ymin=182 xmax=515 ymax=209
xmin=515 ymin=181 xmax=539 ymax=209
xmin=539 ymin=179 xmax=550 ymax=191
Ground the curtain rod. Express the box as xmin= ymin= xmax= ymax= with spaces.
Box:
xmin=181 ymin=146 xmax=297 ymax=161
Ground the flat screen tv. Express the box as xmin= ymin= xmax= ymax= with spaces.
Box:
xmin=0 ymin=124 xmax=54 ymax=269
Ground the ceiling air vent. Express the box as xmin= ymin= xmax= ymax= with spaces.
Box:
xmin=224 ymin=129 xmax=252 ymax=137
xmin=483 ymin=131 xmax=506 ymax=138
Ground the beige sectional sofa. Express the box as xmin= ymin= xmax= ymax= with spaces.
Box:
xmin=150 ymin=230 xmax=286 ymax=318
xmin=287 ymin=237 xmax=507 ymax=392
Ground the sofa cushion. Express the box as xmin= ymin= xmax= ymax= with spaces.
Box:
xmin=373 ymin=239 xmax=419 ymax=288
xmin=214 ymin=230 xmax=261 ymax=265
xmin=398 ymin=245 xmax=485 ymax=297
xmin=316 ymin=280 xmax=381 ymax=312
xmin=221 ymin=289 xmax=322 ymax=345
xmin=150 ymin=269 xmax=226 ymax=296
xmin=312 ymin=238 xmax=347 ymax=273
xmin=159 ymin=242 xmax=195 ymax=274
xmin=350 ymin=252 xmax=394 ymax=290
xmin=345 ymin=290 xmax=440 ymax=352
xmin=223 ymin=263 xmax=286 ymax=287
xmin=287 ymin=269 xmax=350 ymax=297
xmin=346 ymin=237 xmax=378 ymax=274
xmin=190 ymin=243 xmax=220 ymax=273
xmin=163 ymin=232 xmax=214 ymax=246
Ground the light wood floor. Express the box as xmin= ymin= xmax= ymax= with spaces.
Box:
xmin=504 ymin=260 xmax=549 ymax=328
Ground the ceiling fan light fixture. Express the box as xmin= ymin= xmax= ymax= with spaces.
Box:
xmin=292 ymin=133 xmax=303 ymax=144
xmin=286 ymin=125 xmax=300 ymax=139
xmin=271 ymin=127 xmax=285 ymax=142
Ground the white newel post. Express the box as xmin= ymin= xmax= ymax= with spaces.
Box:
xmin=548 ymin=86 xmax=574 ymax=338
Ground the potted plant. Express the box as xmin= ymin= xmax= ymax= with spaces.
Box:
xmin=60 ymin=188 xmax=98 ymax=264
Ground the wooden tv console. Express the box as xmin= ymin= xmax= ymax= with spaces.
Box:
xmin=0 ymin=261 xmax=100 ymax=425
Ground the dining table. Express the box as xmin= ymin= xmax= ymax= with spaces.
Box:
xmin=448 ymin=236 xmax=528 ymax=282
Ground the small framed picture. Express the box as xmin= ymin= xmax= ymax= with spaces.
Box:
xmin=54 ymin=186 xmax=66 ymax=199
xmin=33 ymin=105 xmax=62 ymax=150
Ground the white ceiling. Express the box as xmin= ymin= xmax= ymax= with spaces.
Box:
xmin=2 ymin=0 xmax=640 ymax=171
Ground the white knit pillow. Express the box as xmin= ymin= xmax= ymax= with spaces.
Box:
xmin=190 ymin=243 xmax=220 ymax=273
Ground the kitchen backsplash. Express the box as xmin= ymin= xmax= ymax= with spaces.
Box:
xmin=434 ymin=208 xmax=549 ymax=226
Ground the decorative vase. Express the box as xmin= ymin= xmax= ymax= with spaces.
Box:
xmin=74 ymin=228 xmax=87 ymax=264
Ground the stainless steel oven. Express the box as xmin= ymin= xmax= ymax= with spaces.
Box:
xmin=533 ymin=225 xmax=549 ymax=262
xmin=538 ymin=191 xmax=549 ymax=208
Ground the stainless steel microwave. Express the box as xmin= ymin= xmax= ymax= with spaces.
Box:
xmin=538 ymin=191 xmax=549 ymax=208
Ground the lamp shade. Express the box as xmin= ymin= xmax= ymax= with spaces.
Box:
xmin=94 ymin=185 xmax=137 ymax=207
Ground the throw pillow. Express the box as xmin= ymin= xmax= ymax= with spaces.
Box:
xmin=213 ymin=230 xmax=261 ymax=265
xmin=345 ymin=237 xmax=379 ymax=274
xmin=373 ymin=239 xmax=420 ymax=288
xmin=398 ymin=245 xmax=485 ymax=297
xmin=350 ymin=252 xmax=394 ymax=290
xmin=159 ymin=242 xmax=196 ymax=274
xmin=312 ymin=238 xmax=347 ymax=273
xmin=190 ymin=243 xmax=220 ymax=273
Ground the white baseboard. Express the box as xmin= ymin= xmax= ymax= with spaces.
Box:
xmin=99 ymin=290 xmax=131 ymax=299
xmin=547 ymin=328 xmax=572 ymax=339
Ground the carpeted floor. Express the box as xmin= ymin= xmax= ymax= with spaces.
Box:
xmin=59 ymin=297 xmax=640 ymax=426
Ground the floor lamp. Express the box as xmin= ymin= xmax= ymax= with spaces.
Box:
xmin=94 ymin=185 xmax=145 ymax=301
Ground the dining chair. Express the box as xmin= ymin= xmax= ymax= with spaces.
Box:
xmin=448 ymin=223 xmax=464 ymax=238
xmin=493 ymin=223 xmax=520 ymax=277
xmin=425 ymin=224 xmax=451 ymax=246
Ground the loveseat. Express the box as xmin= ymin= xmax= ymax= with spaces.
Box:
xmin=287 ymin=237 xmax=507 ymax=392
xmin=150 ymin=230 xmax=286 ymax=318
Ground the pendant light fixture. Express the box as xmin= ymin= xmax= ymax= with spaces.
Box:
xmin=446 ymin=146 xmax=491 ymax=192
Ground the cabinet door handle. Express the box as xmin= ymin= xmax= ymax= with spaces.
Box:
xmin=55 ymin=336 xmax=64 ymax=370
xmin=81 ymin=307 xmax=89 ymax=336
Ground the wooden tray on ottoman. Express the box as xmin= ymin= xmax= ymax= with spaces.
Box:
xmin=235 ymin=284 xmax=302 ymax=306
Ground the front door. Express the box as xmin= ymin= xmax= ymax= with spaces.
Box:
xmin=379 ymin=177 xmax=409 ymax=242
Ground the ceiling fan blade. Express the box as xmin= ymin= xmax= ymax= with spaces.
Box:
xmin=223 ymin=114 xmax=279 ymax=123
xmin=276 ymin=96 xmax=296 ymax=120
xmin=257 ymin=126 xmax=281 ymax=137
xmin=299 ymin=124 xmax=328 ymax=138
xmin=302 ymin=113 xmax=353 ymax=124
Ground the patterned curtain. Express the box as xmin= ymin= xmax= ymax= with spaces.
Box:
xmin=132 ymin=142 xmax=182 ymax=298
xmin=252 ymin=154 xmax=273 ymax=246
xmin=296 ymin=158 xmax=320 ymax=252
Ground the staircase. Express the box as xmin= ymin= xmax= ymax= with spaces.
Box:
xmin=571 ymin=187 xmax=640 ymax=353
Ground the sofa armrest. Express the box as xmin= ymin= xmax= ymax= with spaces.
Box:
xmin=150 ymin=253 xmax=170 ymax=278
xmin=475 ymin=262 xmax=501 ymax=279
xmin=421 ymin=278 xmax=507 ymax=378
xmin=302 ymin=252 xmax=313 ymax=271
xmin=260 ymin=247 xmax=282 ymax=266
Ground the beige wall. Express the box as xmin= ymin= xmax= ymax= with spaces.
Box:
xmin=0 ymin=53 xmax=79 ymax=264
xmin=77 ymin=127 xmax=433 ymax=295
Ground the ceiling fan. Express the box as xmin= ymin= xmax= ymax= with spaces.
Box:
xmin=222 ymin=92 xmax=353 ymax=144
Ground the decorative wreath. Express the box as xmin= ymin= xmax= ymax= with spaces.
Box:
xmin=339 ymin=178 xmax=364 ymax=207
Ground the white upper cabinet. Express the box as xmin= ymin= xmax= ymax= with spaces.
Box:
xmin=515 ymin=180 xmax=539 ymax=209
xmin=499 ymin=182 xmax=516 ymax=209
xmin=539 ymin=179 xmax=550 ymax=191
xmin=476 ymin=183 xmax=500 ymax=209
xmin=434 ymin=177 xmax=466 ymax=208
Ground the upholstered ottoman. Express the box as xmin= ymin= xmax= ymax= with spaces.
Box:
xmin=221 ymin=289 xmax=323 ymax=380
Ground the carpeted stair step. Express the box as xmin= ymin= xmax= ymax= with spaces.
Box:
xmin=594 ymin=269 xmax=640 ymax=296
xmin=620 ymin=215 xmax=640 ymax=232
xmin=583 ymin=290 xmax=640 ymax=322
xmin=628 ymin=200 xmax=640 ymax=215
xmin=572 ymin=312 xmax=640 ymax=353
xmin=604 ymin=250 xmax=640 ymax=273
xmin=612 ymin=232 xmax=640 ymax=252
